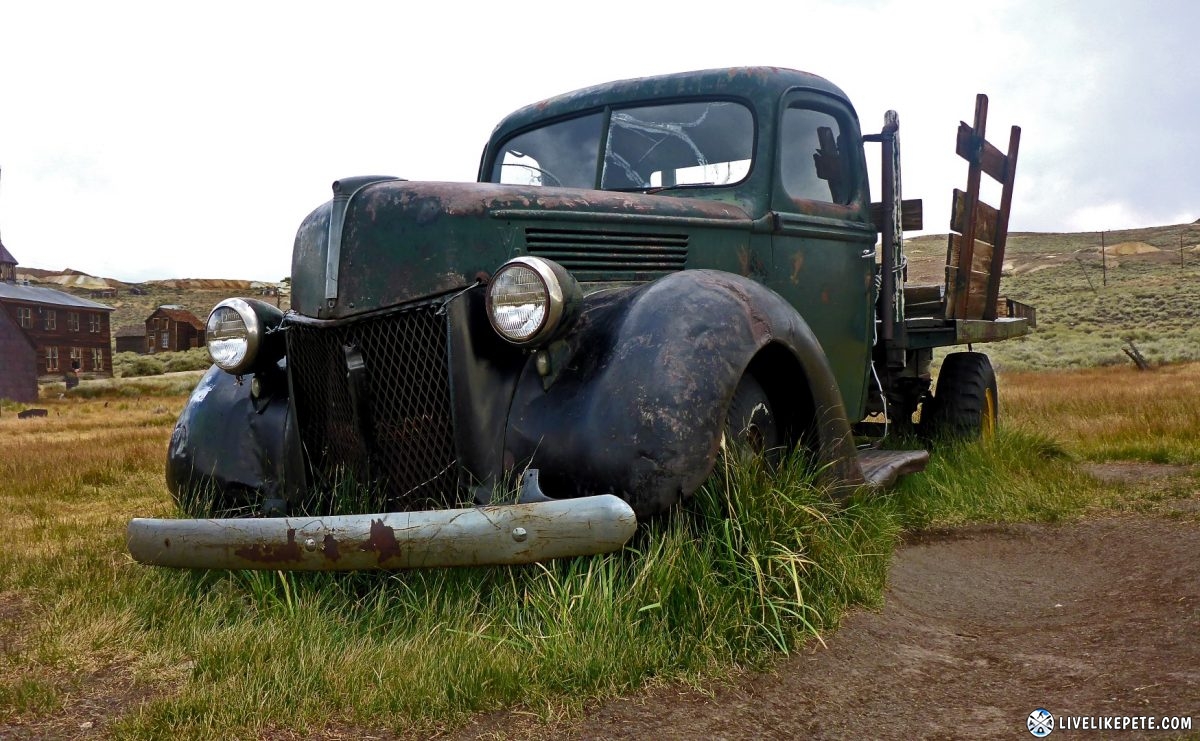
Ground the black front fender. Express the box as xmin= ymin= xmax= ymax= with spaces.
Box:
xmin=167 ymin=364 xmax=306 ymax=514
xmin=504 ymin=270 xmax=863 ymax=517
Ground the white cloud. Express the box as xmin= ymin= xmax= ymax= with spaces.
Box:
xmin=1 ymin=0 xmax=1198 ymax=281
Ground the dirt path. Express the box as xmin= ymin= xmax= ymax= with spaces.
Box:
xmin=456 ymin=515 xmax=1200 ymax=740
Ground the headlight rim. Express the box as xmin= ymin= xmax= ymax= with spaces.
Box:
xmin=207 ymin=297 xmax=263 ymax=375
xmin=486 ymin=256 xmax=571 ymax=346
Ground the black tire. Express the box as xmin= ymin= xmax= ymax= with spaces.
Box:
xmin=922 ymin=352 xmax=998 ymax=440
xmin=724 ymin=373 xmax=781 ymax=456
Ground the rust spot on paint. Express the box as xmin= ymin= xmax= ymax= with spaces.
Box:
xmin=235 ymin=528 xmax=303 ymax=563
xmin=791 ymin=253 xmax=805 ymax=284
xmin=361 ymin=519 xmax=402 ymax=563
xmin=322 ymin=534 xmax=341 ymax=561
xmin=821 ymin=289 xmax=831 ymax=304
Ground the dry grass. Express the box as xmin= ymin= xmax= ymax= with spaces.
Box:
xmin=1002 ymin=362 xmax=1200 ymax=464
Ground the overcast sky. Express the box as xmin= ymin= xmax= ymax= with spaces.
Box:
xmin=1 ymin=0 xmax=1196 ymax=283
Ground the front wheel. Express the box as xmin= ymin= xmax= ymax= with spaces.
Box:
xmin=922 ymin=352 xmax=997 ymax=440
xmin=724 ymin=373 xmax=782 ymax=456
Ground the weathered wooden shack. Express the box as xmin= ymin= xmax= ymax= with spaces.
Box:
xmin=146 ymin=306 xmax=205 ymax=353
xmin=114 ymin=324 xmax=147 ymax=354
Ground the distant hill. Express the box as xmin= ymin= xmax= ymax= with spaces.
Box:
xmin=906 ymin=221 xmax=1200 ymax=370
xmin=13 ymin=268 xmax=287 ymax=347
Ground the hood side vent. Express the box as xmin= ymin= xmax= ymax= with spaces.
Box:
xmin=524 ymin=228 xmax=688 ymax=282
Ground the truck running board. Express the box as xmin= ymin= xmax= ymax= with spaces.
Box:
xmin=856 ymin=448 xmax=930 ymax=488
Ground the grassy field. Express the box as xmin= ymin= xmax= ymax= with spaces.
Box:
xmin=907 ymin=221 xmax=1200 ymax=371
xmin=2 ymin=363 xmax=1195 ymax=738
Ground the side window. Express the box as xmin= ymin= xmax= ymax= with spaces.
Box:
xmin=781 ymin=106 xmax=853 ymax=204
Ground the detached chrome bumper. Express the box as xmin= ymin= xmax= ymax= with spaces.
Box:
xmin=127 ymin=495 xmax=637 ymax=571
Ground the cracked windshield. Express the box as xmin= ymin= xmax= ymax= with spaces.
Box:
xmin=492 ymin=101 xmax=753 ymax=192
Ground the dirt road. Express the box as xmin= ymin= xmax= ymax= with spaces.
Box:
xmin=457 ymin=515 xmax=1200 ymax=740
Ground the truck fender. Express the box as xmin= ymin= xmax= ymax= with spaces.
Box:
xmin=503 ymin=269 xmax=864 ymax=518
xmin=166 ymin=364 xmax=306 ymax=514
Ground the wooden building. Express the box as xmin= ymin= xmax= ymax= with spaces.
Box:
xmin=0 ymin=245 xmax=114 ymax=382
xmin=115 ymin=324 xmax=148 ymax=354
xmin=146 ymin=306 xmax=205 ymax=353
xmin=0 ymin=298 xmax=37 ymax=402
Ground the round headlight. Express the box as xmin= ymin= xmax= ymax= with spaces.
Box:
xmin=207 ymin=298 xmax=262 ymax=374
xmin=486 ymin=257 xmax=580 ymax=346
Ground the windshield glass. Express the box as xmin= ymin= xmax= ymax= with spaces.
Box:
xmin=491 ymin=100 xmax=753 ymax=191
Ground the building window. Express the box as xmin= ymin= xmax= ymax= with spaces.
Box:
xmin=18 ymin=307 xmax=32 ymax=328
xmin=68 ymin=312 xmax=80 ymax=332
xmin=43 ymin=310 xmax=56 ymax=331
xmin=161 ymin=332 xmax=170 ymax=349
xmin=91 ymin=348 xmax=104 ymax=371
xmin=46 ymin=346 xmax=59 ymax=371
xmin=70 ymin=347 xmax=83 ymax=371
xmin=89 ymin=313 xmax=101 ymax=333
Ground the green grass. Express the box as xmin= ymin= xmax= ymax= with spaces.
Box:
xmin=2 ymin=362 xmax=1192 ymax=737
xmin=3 ymin=447 xmax=902 ymax=737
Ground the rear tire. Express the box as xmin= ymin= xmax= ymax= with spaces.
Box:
xmin=922 ymin=352 xmax=997 ymax=440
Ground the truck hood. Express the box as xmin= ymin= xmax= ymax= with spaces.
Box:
xmin=291 ymin=180 xmax=752 ymax=319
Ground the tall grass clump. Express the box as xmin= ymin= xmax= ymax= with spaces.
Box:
xmin=889 ymin=430 xmax=1098 ymax=529
xmin=103 ymin=451 xmax=896 ymax=737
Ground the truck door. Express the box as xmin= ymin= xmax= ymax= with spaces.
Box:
xmin=767 ymin=92 xmax=876 ymax=420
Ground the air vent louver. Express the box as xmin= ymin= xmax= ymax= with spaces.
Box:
xmin=525 ymin=228 xmax=688 ymax=281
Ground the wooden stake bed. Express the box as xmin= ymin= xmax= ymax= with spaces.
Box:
xmin=944 ymin=95 xmax=1022 ymax=321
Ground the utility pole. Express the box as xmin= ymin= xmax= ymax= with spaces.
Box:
xmin=1100 ymin=230 xmax=1107 ymax=287
xmin=1182 ymin=233 xmax=1186 ymax=270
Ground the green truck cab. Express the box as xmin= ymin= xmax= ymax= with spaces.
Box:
xmin=129 ymin=67 xmax=1028 ymax=571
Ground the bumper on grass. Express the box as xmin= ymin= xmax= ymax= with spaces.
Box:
xmin=127 ymin=495 xmax=637 ymax=571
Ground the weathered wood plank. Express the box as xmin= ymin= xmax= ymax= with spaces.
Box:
xmin=870 ymin=199 xmax=924 ymax=232
xmin=944 ymin=234 xmax=995 ymax=320
xmin=955 ymin=122 xmax=1009 ymax=182
xmin=950 ymin=189 xmax=1000 ymax=245
xmin=982 ymin=124 xmax=1022 ymax=320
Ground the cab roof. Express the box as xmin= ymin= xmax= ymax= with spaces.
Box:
xmin=487 ymin=67 xmax=852 ymax=146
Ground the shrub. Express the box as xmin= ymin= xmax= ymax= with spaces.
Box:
xmin=163 ymin=348 xmax=211 ymax=373
xmin=119 ymin=356 xmax=165 ymax=378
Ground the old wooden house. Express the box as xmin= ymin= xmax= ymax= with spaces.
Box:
xmin=146 ymin=305 xmax=205 ymax=353
xmin=0 ymin=245 xmax=114 ymax=385
xmin=114 ymin=324 xmax=148 ymax=354
xmin=0 ymin=289 xmax=37 ymax=402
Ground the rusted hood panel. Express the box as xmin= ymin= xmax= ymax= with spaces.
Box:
xmin=291 ymin=181 xmax=751 ymax=318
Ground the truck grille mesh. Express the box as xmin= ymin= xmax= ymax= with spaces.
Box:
xmin=525 ymin=228 xmax=687 ymax=281
xmin=285 ymin=306 xmax=457 ymax=511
